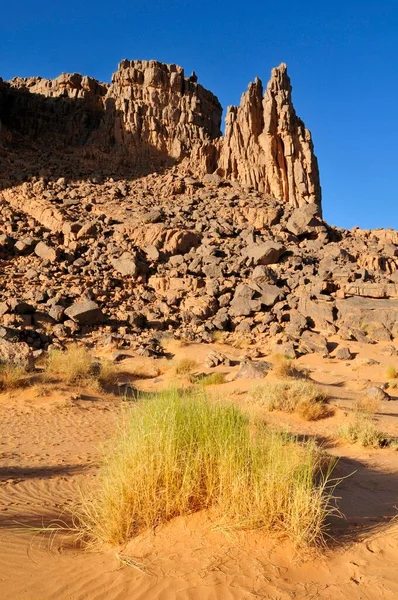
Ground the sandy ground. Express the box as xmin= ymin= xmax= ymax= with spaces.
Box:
xmin=1 ymin=339 xmax=398 ymax=599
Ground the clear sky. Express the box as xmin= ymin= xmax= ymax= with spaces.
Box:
xmin=1 ymin=1 xmax=397 ymax=230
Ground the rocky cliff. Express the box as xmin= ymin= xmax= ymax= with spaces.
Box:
xmin=1 ymin=60 xmax=398 ymax=365
xmin=217 ymin=64 xmax=321 ymax=211
xmin=0 ymin=59 xmax=320 ymax=209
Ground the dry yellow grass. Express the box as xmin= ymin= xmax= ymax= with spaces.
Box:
xmin=355 ymin=395 xmax=381 ymax=416
xmin=271 ymin=356 xmax=308 ymax=379
xmin=46 ymin=345 xmax=94 ymax=384
xmin=175 ymin=358 xmax=198 ymax=376
xmin=45 ymin=345 xmax=121 ymax=390
xmin=189 ymin=372 xmax=227 ymax=386
xmin=386 ymin=365 xmax=398 ymax=380
xmin=0 ymin=363 xmax=28 ymax=392
xmin=250 ymin=381 xmax=329 ymax=421
xmin=129 ymin=358 xmax=166 ymax=379
xmin=77 ymin=388 xmax=338 ymax=549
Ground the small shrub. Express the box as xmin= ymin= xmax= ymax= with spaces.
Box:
xmin=386 ymin=365 xmax=398 ymax=380
xmin=272 ymin=356 xmax=307 ymax=379
xmin=338 ymin=414 xmax=385 ymax=448
xmin=193 ymin=372 xmax=227 ymax=386
xmin=77 ymin=388 xmax=338 ymax=548
xmin=129 ymin=358 xmax=163 ymax=379
xmin=96 ymin=361 xmax=120 ymax=390
xmin=33 ymin=384 xmax=51 ymax=398
xmin=355 ymin=395 xmax=380 ymax=416
xmin=0 ymin=363 xmax=28 ymax=392
xmin=211 ymin=331 xmax=227 ymax=344
xmin=46 ymin=345 xmax=94 ymax=384
xmin=175 ymin=358 xmax=198 ymax=376
xmin=250 ymin=381 xmax=328 ymax=421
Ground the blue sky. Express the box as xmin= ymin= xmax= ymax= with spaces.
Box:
xmin=1 ymin=1 xmax=397 ymax=230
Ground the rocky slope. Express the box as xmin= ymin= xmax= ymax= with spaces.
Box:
xmin=0 ymin=59 xmax=397 ymax=364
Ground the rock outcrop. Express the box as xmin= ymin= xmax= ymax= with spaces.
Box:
xmin=217 ymin=64 xmax=321 ymax=210
xmin=7 ymin=58 xmax=398 ymax=363
xmin=0 ymin=60 xmax=320 ymax=209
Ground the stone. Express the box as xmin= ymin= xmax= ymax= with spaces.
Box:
xmin=14 ymin=237 xmax=35 ymax=254
xmin=34 ymin=241 xmax=58 ymax=262
xmin=247 ymin=242 xmax=285 ymax=265
xmin=286 ymin=204 xmax=323 ymax=236
xmin=0 ymin=339 xmax=34 ymax=370
xmin=204 ymin=351 xmax=231 ymax=368
xmin=299 ymin=331 xmax=329 ymax=357
xmin=365 ymin=386 xmax=390 ymax=402
xmin=111 ymin=252 xmax=139 ymax=277
xmin=64 ymin=301 xmax=104 ymax=325
xmin=235 ymin=358 xmax=272 ymax=379
xmin=335 ymin=347 xmax=352 ymax=360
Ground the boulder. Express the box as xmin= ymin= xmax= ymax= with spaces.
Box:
xmin=299 ymin=331 xmax=329 ymax=357
xmin=111 ymin=252 xmax=139 ymax=277
xmin=286 ymin=204 xmax=323 ymax=236
xmin=235 ymin=358 xmax=272 ymax=379
xmin=204 ymin=351 xmax=231 ymax=368
xmin=34 ymin=241 xmax=58 ymax=262
xmin=365 ymin=386 xmax=390 ymax=402
xmin=64 ymin=301 xmax=104 ymax=325
xmin=335 ymin=347 xmax=352 ymax=360
xmin=0 ymin=339 xmax=34 ymax=370
xmin=247 ymin=242 xmax=285 ymax=265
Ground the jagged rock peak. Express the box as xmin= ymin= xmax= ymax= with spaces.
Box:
xmin=217 ymin=63 xmax=322 ymax=211
xmin=0 ymin=59 xmax=321 ymax=210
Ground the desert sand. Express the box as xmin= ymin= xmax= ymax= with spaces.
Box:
xmin=1 ymin=340 xmax=398 ymax=600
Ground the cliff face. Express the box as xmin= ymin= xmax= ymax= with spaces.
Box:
xmin=106 ymin=60 xmax=222 ymax=159
xmin=0 ymin=60 xmax=321 ymax=209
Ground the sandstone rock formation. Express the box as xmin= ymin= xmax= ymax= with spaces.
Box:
xmin=217 ymin=64 xmax=321 ymax=210
xmin=1 ymin=57 xmax=397 ymax=364
xmin=0 ymin=60 xmax=319 ymax=209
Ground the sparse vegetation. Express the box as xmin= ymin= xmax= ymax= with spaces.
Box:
xmin=250 ymin=381 xmax=329 ymax=421
xmin=355 ymin=395 xmax=381 ymax=416
xmin=199 ymin=372 xmax=227 ymax=386
xmin=271 ymin=355 xmax=308 ymax=379
xmin=45 ymin=345 xmax=119 ymax=390
xmin=0 ymin=362 xmax=28 ymax=392
xmin=175 ymin=358 xmax=198 ymax=376
xmin=386 ymin=365 xmax=398 ymax=380
xmin=129 ymin=358 xmax=165 ymax=379
xmin=338 ymin=413 xmax=385 ymax=448
xmin=77 ymin=388 xmax=338 ymax=548
xmin=189 ymin=372 xmax=227 ymax=386
xmin=46 ymin=345 xmax=94 ymax=384
xmin=211 ymin=331 xmax=227 ymax=344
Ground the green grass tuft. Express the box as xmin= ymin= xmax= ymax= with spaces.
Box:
xmin=250 ymin=381 xmax=329 ymax=421
xmin=77 ymin=387 xmax=338 ymax=548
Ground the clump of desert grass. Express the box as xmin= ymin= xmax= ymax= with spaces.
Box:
xmin=271 ymin=354 xmax=308 ymax=379
xmin=189 ymin=372 xmax=227 ymax=386
xmin=250 ymin=381 xmax=329 ymax=421
xmin=174 ymin=358 xmax=198 ymax=376
xmin=386 ymin=365 xmax=398 ymax=380
xmin=354 ymin=395 xmax=381 ymax=416
xmin=77 ymin=387 xmax=338 ymax=549
xmin=338 ymin=413 xmax=385 ymax=448
xmin=0 ymin=362 xmax=28 ymax=392
xmin=44 ymin=345 xmax=118 ymax=390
